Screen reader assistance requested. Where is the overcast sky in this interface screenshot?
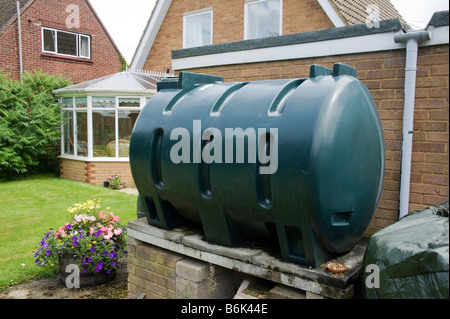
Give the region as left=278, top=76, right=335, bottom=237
left=88, top=0, right=449, bottom=65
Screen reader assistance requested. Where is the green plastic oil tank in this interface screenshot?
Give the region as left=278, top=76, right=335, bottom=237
left=130, top=63, right=385, bottom=267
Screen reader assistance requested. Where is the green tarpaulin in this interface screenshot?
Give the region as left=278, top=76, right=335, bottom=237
left=363, top=201, right=449, bottom=299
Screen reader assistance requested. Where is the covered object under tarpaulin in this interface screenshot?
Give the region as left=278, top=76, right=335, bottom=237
left=363, top=201, right=449, bottom=299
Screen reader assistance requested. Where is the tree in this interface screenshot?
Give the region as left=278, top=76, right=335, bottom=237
left=0, top=70, right=70, bottom=178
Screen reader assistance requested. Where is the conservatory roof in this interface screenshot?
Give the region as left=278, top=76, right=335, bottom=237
left=54, top=70, right=170, bottom=95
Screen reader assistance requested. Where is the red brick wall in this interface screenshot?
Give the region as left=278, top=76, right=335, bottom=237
left=177, top=44, right=449, bottom=234
left=143, top=0, right=334, bottom=73
left=0, top=0, right=122, bottom=83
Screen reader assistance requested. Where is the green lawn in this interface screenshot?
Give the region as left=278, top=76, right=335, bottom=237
left=0, top=174, right=139, bottom=291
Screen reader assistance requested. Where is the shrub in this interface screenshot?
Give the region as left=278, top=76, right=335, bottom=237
left=0, top=70, right=70, bottom=178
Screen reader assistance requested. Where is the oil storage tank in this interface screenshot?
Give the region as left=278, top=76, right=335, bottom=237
left=130, top=63, right=385, bottom=267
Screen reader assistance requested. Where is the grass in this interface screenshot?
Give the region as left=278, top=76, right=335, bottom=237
left=0, top=174, right=139, bottom=291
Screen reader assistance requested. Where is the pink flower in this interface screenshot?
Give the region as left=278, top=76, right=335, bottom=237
left=114, top=228, right=122, bottom=236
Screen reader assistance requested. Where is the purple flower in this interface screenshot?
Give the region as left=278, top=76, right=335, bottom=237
left=95, top=262, right=103, bottom=272
left=110, top=261, right=116, bottom=267
left=106, top=269, right=111, bottom=274
left=45, top=250, right=51, bottom=256
left=66, top=224, right=71, bottom=230
left=108, top=251, right=116, bottom=259
left=72, top=236, right=78, bottom=242
left=103, top=251, right=108, bottom=256
left=73, top=241, right=79, bottom=247
left=90, top=248, right=95, bottom=253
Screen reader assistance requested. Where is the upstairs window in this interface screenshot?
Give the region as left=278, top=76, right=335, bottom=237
left=183, top=9, right=213, bottom=48
left=244, top=0, right=282, bottom=40
left=42, top=27, right=91, bottom=59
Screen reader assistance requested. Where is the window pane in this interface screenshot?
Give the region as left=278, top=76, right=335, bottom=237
left=93, top=110, right=116, bottom=157
left=92, top=97, right=115, bottom=108
left=79, top=35, right=90, bottom=58
left=43, top=29, right=56, bottom=52
left=76, top=97, right=87, bottom=108
left=62, top=97, right=73, bottom=108
left=118, top=98, right=140, bottom=107
left=63, top=111, right=74, bottom=155
left=246, top=0, right=281, bottom=39
left=117, top=110, right=139, bottom=157
left=57, top=31, right=77, bottom=56
left=184, top=11, right=212, bottom=48
left=75, top=112, right=88, bottom=157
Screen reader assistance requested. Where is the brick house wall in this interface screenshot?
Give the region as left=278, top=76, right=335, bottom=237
left=142, top=0, right=334, bottom=73
left=0, top=0, right=122, bottom=83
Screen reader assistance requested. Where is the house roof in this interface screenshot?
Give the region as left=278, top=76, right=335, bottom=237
left=54, top=70, right=170, bottom=95
left=327, top=0, right=409, bottom=27
left=0, top=0, right=33, bottom=35
left=131, top=0, right=409, bottom=70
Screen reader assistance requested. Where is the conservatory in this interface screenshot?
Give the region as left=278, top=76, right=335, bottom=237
left=54, top=70, right=169, bottom=187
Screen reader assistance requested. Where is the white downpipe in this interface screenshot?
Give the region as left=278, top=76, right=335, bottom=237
left=16, top=1, right=23, bottom=82
left=394, top=30, right=431, bottom=219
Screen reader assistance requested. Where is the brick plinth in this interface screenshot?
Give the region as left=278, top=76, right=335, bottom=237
left=59, top=158, right=135, bottom=187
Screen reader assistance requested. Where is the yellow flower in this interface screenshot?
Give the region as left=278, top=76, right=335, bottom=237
left=93, top=241, right=97, bottom=244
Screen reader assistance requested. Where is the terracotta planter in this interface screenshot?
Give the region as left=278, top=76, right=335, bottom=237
left=59, top=254, right=116, bottom=288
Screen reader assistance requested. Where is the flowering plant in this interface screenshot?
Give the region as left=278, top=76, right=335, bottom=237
left=107, top=173, right=127, bottom=190
left=34, top=199, right=127, bottom=275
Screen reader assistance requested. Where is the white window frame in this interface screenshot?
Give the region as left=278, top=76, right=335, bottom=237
left=79, top=34, right=91, bottom=59
left=183, top=9, right=213, bottom=48
left=244, top=0, right=283, bottom=40
left=42, top=26, right=91, bottom=59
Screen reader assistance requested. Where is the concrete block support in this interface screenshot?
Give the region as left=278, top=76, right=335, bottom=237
left=175, top=259, right=236, bottom=299
left=127, top=218, right=367, bottom=299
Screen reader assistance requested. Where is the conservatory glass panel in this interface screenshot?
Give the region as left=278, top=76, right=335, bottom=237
left=76, top=97, right=87, bottom=108
left=118, top=97, right=140, bottom=108
left=75, top=112, right=88, bottom=157
left=92, top=110, right=116, bottom=157
left=63, top=110, right=74, bottom=155
left=116, top=110, right=139, bottom=157
left=62, top=97, right=73, bottom=108
left=92, top=97, right=115, bottom=109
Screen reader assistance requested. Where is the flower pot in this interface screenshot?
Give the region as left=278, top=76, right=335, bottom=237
left=103, top=181, right=110, bottom=188
left=59, top=254, right=116, bottom=288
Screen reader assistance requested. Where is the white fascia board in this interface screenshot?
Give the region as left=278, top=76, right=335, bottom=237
left=172, top=25, right=449, bottom=71
left=173, top=32, right=401, bottom=70
left=317, top=0, right=346, bottom=27
left=131, top=0, right=172, bottom=71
